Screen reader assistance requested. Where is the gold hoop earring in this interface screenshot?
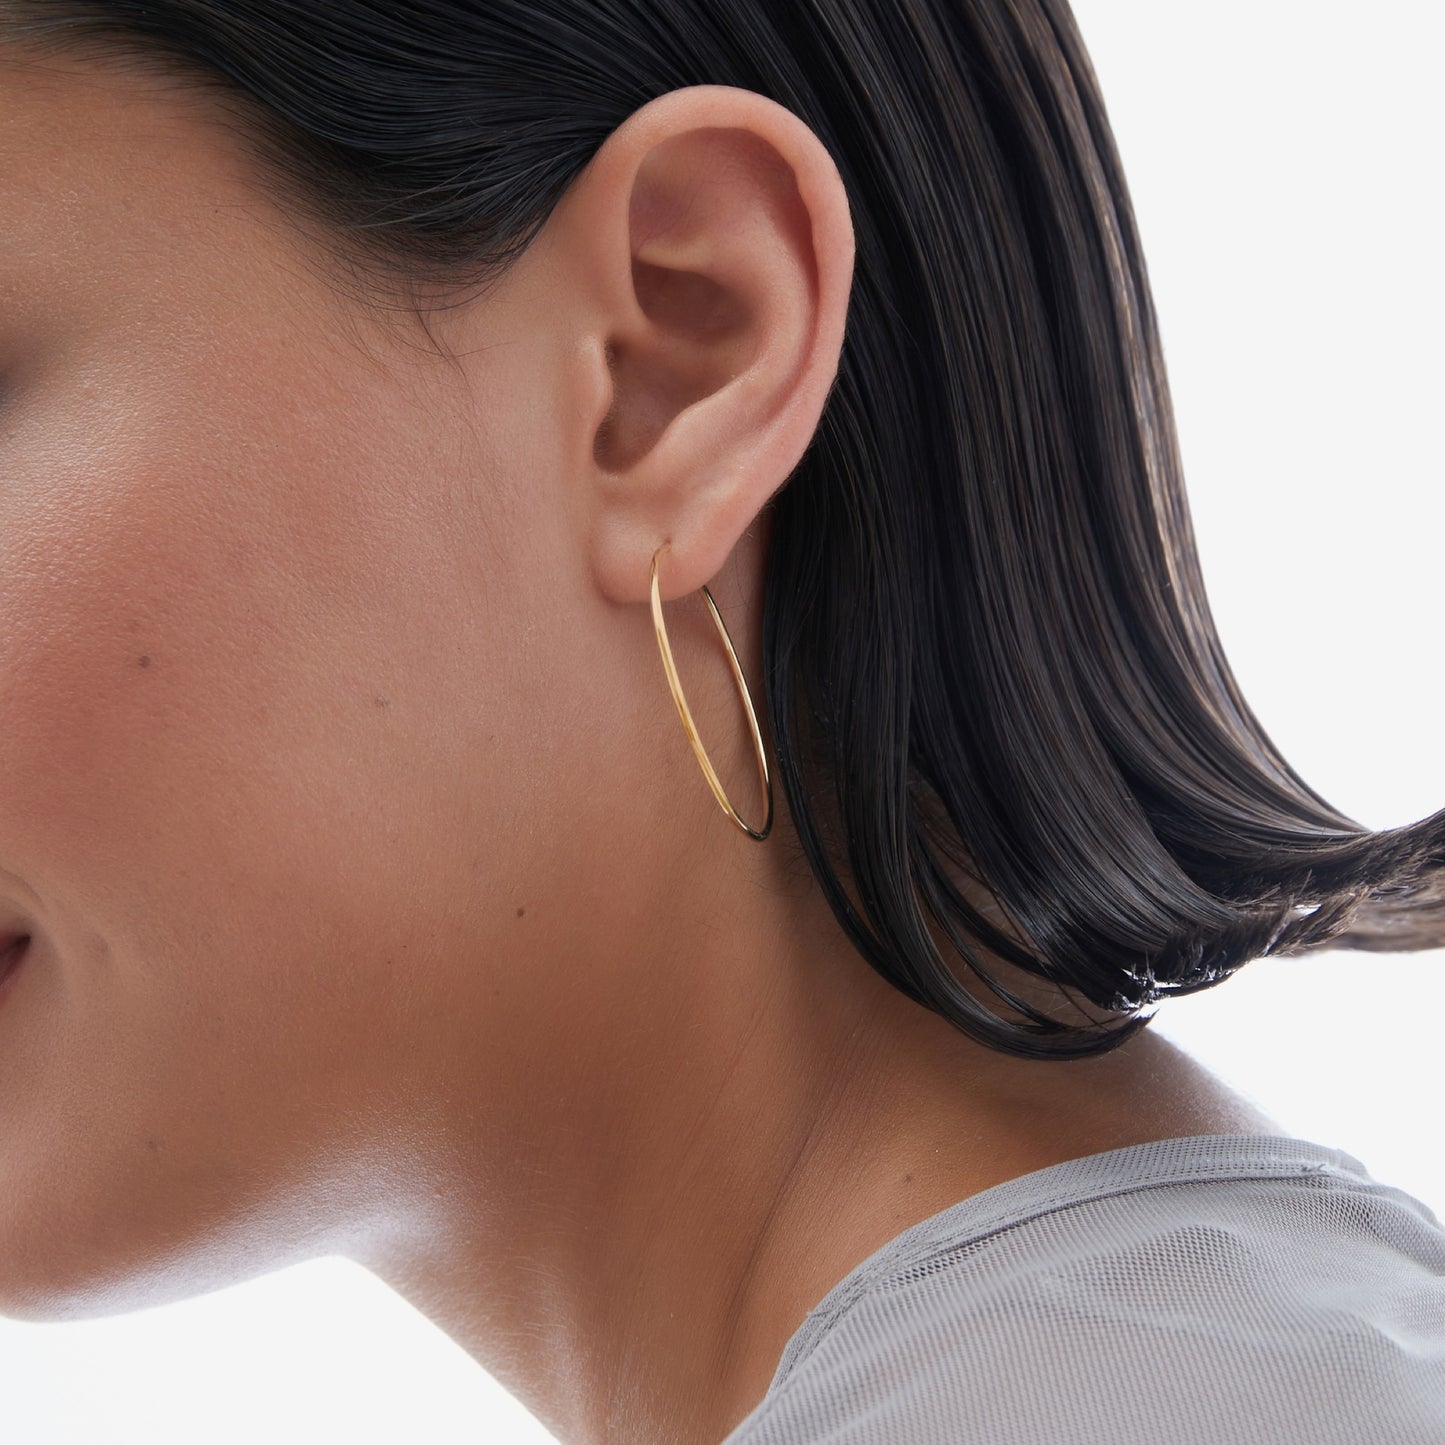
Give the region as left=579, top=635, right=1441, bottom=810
left=650, top=542, right=773, bottom=841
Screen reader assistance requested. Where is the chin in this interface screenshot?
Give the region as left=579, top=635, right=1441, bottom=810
left=0, top=1199, right=288, bottom=1326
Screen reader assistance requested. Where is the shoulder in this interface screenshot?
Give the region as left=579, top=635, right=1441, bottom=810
left=723, top=1150, right=1445, bottom=1444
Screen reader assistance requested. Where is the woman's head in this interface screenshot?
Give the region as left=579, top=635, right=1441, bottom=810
left=0, top=39, right=864, bottom=1316
left=0, top=0, right=1439, bottom=1365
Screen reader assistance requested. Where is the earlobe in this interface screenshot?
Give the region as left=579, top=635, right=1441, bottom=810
left=555, top=85, right=854, bottom=608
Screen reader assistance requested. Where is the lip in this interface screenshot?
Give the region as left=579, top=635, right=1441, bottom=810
left=0, top=933, right=30, bottom=995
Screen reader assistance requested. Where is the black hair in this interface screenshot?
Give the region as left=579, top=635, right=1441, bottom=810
left=4, top=0, right=1440, bottom=1060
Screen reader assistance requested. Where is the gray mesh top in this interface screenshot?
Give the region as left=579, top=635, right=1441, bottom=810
left=720, top=1133, right=1445, bottom=1443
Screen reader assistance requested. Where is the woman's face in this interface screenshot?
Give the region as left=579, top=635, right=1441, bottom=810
left=0, top=48, right=649, bottom=1313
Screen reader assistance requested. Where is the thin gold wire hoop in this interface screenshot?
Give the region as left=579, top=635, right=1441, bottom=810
left=650, top=543, right=773, bottom=841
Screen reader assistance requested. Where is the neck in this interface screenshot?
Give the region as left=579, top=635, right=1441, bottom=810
left=348, top=839, right=1278, bottom=1444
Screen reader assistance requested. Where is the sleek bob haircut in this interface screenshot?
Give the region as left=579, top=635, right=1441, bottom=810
left=5, top=0, right=1440, bottom=1059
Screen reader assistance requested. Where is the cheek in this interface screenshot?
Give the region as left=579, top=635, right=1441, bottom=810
left=0, top=407, right=488, bottom=1315
left=0, top=422, right=368, bottom=938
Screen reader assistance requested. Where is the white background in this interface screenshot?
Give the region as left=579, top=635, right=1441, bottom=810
left=4, top=3, right=1442, bottom=1440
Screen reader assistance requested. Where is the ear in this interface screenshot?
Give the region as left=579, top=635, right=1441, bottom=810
left=544, top=84, right=855, bottom=606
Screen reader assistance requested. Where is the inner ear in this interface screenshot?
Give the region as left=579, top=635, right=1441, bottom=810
left=593, top=257, right=758, bottom=478
left=632, top=259, right=749, bottom=340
